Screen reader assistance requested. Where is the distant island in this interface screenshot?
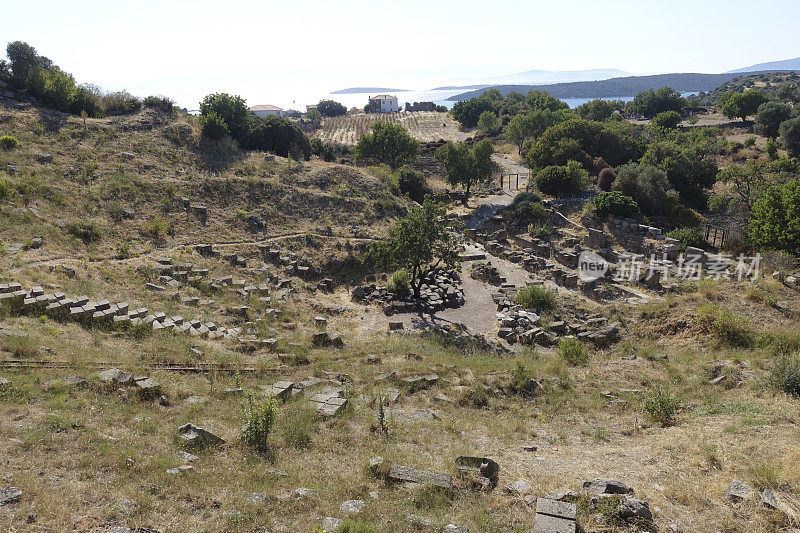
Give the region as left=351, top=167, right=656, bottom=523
left=331, top=87, right=409, bottom=94
left=446, top=71, right=800, bottom=101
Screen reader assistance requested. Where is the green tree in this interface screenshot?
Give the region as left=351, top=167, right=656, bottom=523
left=719, top=158, right=800, bottom=210
left=754, top=101, right=793, bottom=139
left=354, top=122, right=419, bottom=170
left=779, top=117, right=800, bottom=157
left=534, top=160, right=589, bottom=197
left=575, top=99, right=615, bottom=121
left=368, top=198, right=460, bottom=299
left=612, top=163, right=672, bottom=215
left=477, top=111, right=499, bottom=134
left=396, top=165, right=428, bottom=202
left=628, top=87, right=686, bottom=118
left=243, top=115, right=311, bottom=159
left=199, top=93, right=250, bottom=141
left=526, top=90, right=569, bottom=112
left=748, top=178, right=800, bottom=253
left=719, top=90, right=768, bottom=121
left=199, top=111, right=229, bottom=139
left=525, top=118, right=642, bottom=169
left=317, top=99, right=347, bottom=117
left=652, top=110, right=682, bottom=129
left=435, top=139, right=496, bottom=201
left=450, top=94, right=497, bottom=128
left=305, top=108, right=322, bottom=127
left=502, top=109, right=571, bottom=154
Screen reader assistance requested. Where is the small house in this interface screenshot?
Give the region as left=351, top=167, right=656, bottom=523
left=250, top=104, right=286, bottom=118
left=368, top=94, right=399, bottom=113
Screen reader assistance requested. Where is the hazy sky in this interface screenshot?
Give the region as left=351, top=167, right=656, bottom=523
left=3, top=0, right=799, bottom=108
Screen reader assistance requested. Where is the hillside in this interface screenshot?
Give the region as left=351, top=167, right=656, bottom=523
left=447, top=72, right=788, bottom=101
left=728, top=57, right=800, bottom=73
left=2, top=86, right=800, bottom=533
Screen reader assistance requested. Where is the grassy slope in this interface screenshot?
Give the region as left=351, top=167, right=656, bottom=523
left=0, top=103, right=799, bottom=532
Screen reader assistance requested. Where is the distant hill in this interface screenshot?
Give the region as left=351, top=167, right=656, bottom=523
left=434, top=68, right=629, bottom=91
left=447, top=73, right=758, bottom=101
left=331, top=87, right=408, bottom=94
left=728, top=57, right=800, bottom=73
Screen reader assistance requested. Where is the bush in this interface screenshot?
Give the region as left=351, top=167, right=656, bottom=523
left=535, top=160, right=589, bottom=197
left=241, top=393, right=278, bottom=454
left=652, top=110, right=681, bottom=129
left=0, top=135, right=19, bottom=150
left=556, top=337, right=589, bottom=366
left=589, top=191, right=640, bottom=219
left=515, top=284, right=556, bottom=311
left=477, top=110, right=500, bottom=134
left=779, top=117, right=800, bottom=158
left=199, top=111, right=229, bottom=140
left=101, top=90, right=142, bottom=115
left=0, top=177, right=11, bottom=200
left=748, top=178, right=800, bottom=254
left=666, top=227, right=706, bottom=250
left=387, top=268, right=409, bottom=293
left=696, top=304, right=754, bottom=347
left=503, top=192, right=546, bottom=225
left=597, top=167, right=616, bottom=191
left=244, top=115, right=311, bottom=159
left=200, top=93, right=250, bottom=141
left=142, top=95, right=175, bottom=114
left=611, top=163, right=671, bottom=216
left=765, top=138, right=779, bottom=160
left=643, top=387, right=680, bottom=426
left=769, top=355, right=800, bottom=398
left=755, top=102, right=793, bottom=139
left=397, top=165, right=428, bottom=202
left=317, top=99, right=347, bottom=117
left=67, top=219, right=103, bottom=244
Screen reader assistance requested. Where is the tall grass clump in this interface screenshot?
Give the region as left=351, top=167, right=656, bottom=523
left=387, top=268, right=409, bottom=294
left=556, top=337, right=589, bottom=366
left=516, top=284, right=557, bottom=312
left=695, top=304, right=754, bottom=347
left=241, top=394, right=278, bottom=454
left=643, top=387, right=681, bottom=426
left=769, top=355, right=800, bottom=398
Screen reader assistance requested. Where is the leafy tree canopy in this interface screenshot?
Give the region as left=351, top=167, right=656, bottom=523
left=317, top=99, right=347, bottom=117
left=435, top=139, right=496, bottom=200
left=718, top=89, right=768, bottom=121
left=354, top=122, right=419, bottom=170
left=628, top=87, right=686, bottom=118
left=367, top=198, right=460, bottom=298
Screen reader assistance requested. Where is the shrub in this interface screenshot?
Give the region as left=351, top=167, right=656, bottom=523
left=754, top=101, right=793, bottom=139
left=477, top=110, right=500, bottom=134
left=643, top=387, right=680, bottom=426
left=396, top=165, right=428, bottom=202
left=515, top=284, right=556, bottom=311
left=748, top=178, right=800, bottom=254
left=387, top=268, right=409, bottom=294
left=696, top=304, right=754, bottom=347
left=101, top=90, right=142, bottom=115
left=0, top=135, right=19, bottom=150
left=0, top=177, right=11, bottom=200
left=611, top=163, right=671, bottom=216
left=597, top=167, right=616, bottom=191
left=535, top=160, right=589, bottom=197
left=503, top=193, right=546, bottom=225
left=556, top=337, right=589, bottom=366
left=666, top=227, right=706, bottom=250
left=200, top=93, right=250, bottom=141
left=199, top=111, right=229, bottom=139
left=317, top=99, right=347, bottom=117
left=589, top=191, right=640, bottom=219
left=67, top=219, right=103, bottom=244
left=142, top=95, right=176, bottom=114
left=743, top=136, right=756, bottom=148
left=652, top=110, right=681, bottom=129
left=779, top=117, right=800, bottom=158
left=765, top=138, right=779, bottom=159
left=241, top=393, right=278, bottom=454
left=244, top=115, right=311, bottom=159
left=769, top=355, right=800, bottom=397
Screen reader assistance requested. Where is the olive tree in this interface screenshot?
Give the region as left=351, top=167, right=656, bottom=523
left=368, top=198, right=460, bottom=300
left=354, top=122, right=419, bottom=170
left=435, top=139, right=497, bottom=202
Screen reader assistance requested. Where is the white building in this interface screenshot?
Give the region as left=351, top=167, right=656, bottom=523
left=250, top=104, right=286, bottom=118
left=368, top=94, right=399, bottom=113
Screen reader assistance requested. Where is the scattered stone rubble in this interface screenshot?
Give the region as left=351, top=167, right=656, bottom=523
left=351, top=269, right=464, bottom=314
